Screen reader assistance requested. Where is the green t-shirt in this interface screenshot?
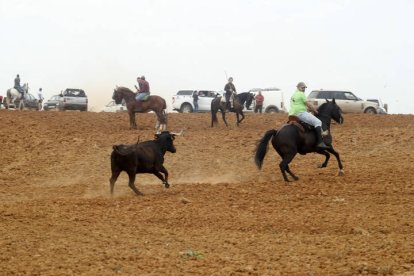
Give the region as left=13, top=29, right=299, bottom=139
left=288, top=90, right=307, bottom=116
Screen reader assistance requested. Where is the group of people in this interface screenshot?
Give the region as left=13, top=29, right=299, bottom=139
left=197, top=77, right=328, bottom=149
left=15, top=72, right=327, bottom=148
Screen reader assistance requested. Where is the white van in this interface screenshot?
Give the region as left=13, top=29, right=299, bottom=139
left=248, top=87, right=286, bottom=113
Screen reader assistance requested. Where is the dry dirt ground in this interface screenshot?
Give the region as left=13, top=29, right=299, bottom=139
left=0, top=110, right=413, bottom=275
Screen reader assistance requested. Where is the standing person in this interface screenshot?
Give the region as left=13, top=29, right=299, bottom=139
left=14, top=74, right=24, bottom=97
left=38, top=88, right=44, bottom=111
left=224, top=77, right=236, bottom=111
left=289, top=82, right=329, bottom=149
left=254, top=91, right=264, bottom=113
left=135, top=75, right=150, bottom=101
left=192, top=91, right=199, bottom=112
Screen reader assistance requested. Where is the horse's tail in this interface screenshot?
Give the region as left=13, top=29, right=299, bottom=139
left=255, top=129, right=277, bottom=170
left=6, top=89, right=11, bottom=98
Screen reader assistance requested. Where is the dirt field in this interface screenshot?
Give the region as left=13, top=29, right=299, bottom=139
left=0, top=110, right=413, bottom=275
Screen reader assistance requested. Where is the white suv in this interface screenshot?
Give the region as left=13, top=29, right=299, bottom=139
left=249, top=87, right=286, bottom=113
left=172, top=90, right=219, bottom=113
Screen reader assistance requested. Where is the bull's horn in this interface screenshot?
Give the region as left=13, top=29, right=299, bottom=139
left=170, top=130, right=184, bottom=136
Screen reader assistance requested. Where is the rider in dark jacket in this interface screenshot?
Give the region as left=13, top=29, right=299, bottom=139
left=14, top=74, right=24, bottom=96
left=224, top=77, right=236, bottom=110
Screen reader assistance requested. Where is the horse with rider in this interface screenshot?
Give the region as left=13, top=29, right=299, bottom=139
left=255, top=82, right=345, bottom=182
left=5, top=74, right=29, bottom=109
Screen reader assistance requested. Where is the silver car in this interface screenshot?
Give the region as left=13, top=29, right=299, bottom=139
left=308, top=90, right=382, bottom=114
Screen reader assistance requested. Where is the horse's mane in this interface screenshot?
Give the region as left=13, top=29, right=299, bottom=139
left=317, top=102, right=332, bottom=114
left=116, top=86, right=135, bottom=94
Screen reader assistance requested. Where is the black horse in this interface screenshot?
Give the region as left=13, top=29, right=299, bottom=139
left=255, top=99, right=344, bottom=182
left=211, top=92, right=254, bottom=127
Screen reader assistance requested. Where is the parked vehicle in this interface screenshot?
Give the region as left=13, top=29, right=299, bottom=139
left=366, top=98, right=388, bottom=114
left=307, top=90, right=381, bottom=114
left=249, top=87, right=286, bottom=113
left=101, top=100, right=127, bottom=112
left=58, top=88, right=88, bottom=111
left=172, top=90, right=219, bottom=113
left=0, top=95, right=4, bottom=109
left=43, top=95, right=60, bottom=111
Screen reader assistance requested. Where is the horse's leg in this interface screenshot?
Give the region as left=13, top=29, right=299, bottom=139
left=109, top=167, right=122, bottom=195
left=155, top=119, right=160, bottom=133
left=286, top=165, right=299, bottom=181
left=279, top=152, right=297, bottom=182
left=237, top=110, right=245, bottom=126
left=326, top=147, right=344, bottom=176
left=220, top=108, right=228, bottom=126
left=316, top=150, right=330, bottom=168
left=236, top=112, right=240, bottom=126
left=126, top=170, right=143, bottom=196
left=129, top=111, right=137, bottom=129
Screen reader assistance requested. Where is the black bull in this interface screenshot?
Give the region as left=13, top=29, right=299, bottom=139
left=109, top=131, right=180, bottom=195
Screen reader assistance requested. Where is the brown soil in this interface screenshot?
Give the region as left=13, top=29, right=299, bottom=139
left=1, top=110, right=413, bottom=275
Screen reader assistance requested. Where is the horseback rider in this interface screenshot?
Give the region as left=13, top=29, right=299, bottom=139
left=289, top=82, right=329, bottom=149
left=135, top=75, right=150, bottom=101
left=224, top=77, right=236, bottom=111
left=14, top=74, right=24, bottom=97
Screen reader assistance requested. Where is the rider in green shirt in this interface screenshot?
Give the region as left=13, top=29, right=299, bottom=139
left=289, top=82, right=329, bottom=149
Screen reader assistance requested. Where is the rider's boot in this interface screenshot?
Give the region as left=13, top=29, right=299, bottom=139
left=315, top=126, right=329, bottom=149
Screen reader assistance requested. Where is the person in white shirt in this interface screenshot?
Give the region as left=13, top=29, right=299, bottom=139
left=38, top=88, right=44, bottom=111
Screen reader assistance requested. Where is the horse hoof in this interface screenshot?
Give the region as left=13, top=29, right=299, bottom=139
left=293, top=176, right=299, bottom=181
left=164, top=183, right=170, bottom=188
left=337, top=170, right=344, bottom=176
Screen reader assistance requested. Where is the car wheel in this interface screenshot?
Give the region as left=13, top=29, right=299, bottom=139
left=180, top=103, right=193, bottom=113
left=266, top=107, right=279, bottom=113
left=364, top=107, right=377, bottom=114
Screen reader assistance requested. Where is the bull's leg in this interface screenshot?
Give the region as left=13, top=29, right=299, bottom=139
left=127, top=170, right=143, bottom=195
left=159, top=166, right=169, bottom=188
left=153, top=172, right=169, bottom=188
left=109, top=167, right=122, bottom=195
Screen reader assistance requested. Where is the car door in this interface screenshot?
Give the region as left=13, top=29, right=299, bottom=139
left=197, top=91, right=214, bottom=111
left=329, top=91, right=352, bottom=113
left=342, top=92, right=362, bottom=113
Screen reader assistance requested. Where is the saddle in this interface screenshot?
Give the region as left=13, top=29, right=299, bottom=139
left=287, top=115, right=328, bottom=136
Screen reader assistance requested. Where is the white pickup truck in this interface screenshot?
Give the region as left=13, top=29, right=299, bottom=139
left=58, top=88, right=88, bottom=112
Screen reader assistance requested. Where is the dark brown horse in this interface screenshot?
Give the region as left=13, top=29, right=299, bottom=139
left=112, top=87, right=167, bottom=131
left=211, top=92, right=254, bottom=127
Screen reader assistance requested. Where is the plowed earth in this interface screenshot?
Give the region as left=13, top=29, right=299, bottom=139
left=0, top=110, right=413, bottom=275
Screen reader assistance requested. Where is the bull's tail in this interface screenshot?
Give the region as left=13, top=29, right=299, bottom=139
left=254, top=129, right=277, bottom=170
